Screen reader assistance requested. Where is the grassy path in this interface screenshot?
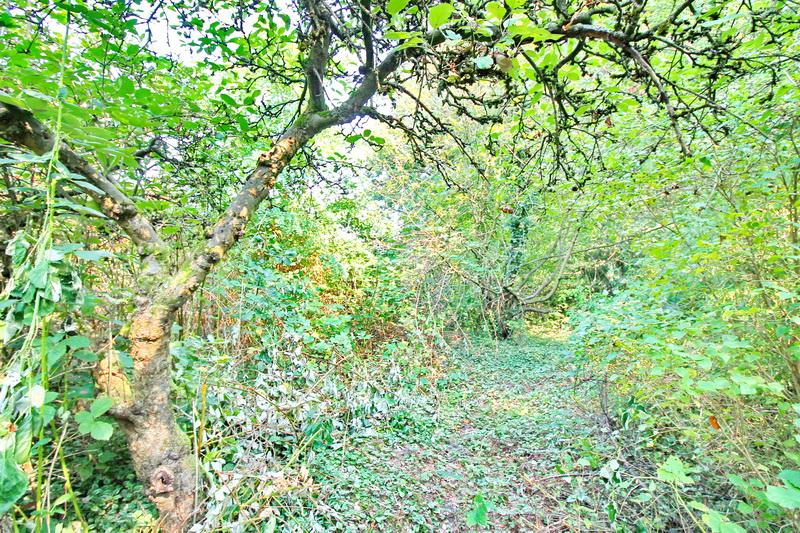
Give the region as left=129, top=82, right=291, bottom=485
left=315, top=336, right=612, bottom=531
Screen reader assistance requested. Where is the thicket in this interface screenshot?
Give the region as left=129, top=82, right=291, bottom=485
left=0, top=0, right=798, bottom=531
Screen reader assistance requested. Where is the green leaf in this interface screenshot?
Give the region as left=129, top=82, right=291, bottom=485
left=52, top=493, right=72, bottom=508
left=13, top=418, right=32, bottom=464
left=465, top=493, right=488, bottom=526
left=0, top=91, right=28, bottom=109
left=657, top=456, right=694, bottom=485
left=43, top=248, right=66, bottom=262
left=701, top=510, right=747, bottom=533
left=0, top=11, right=15, bottom=28
left=90, top=421, right=114, bottom=441
left=394, top=37, right=424, bottom=51
left=429, top=3, right=454, bottom=28
left=74, top=411, right=94, bottom=425
left=219, top=93, right=237, bottom=107
left=387, top=0, right=410, bottom=15
left=485, top=1, right=506, bottom=20
left=73, top=350, right=99, bottom=363
left=473, top=56, right=493, bottom=69
left=28, top=262, right=49, bottom=289
left=780, top=470, right=800, bottom=490
left=117, top=77, right=135, bottom=96
left=52, top=243, right=83, bottom=253
left=46, top=341, right=68, bottom=369
left=0, top=442, right=27, bottom=515
left=616, top=97, right=639, bottom=112
left=384, top=30, right=415, bottom=40
left=767, top=484, right=800, bottom=509
left=74, top=250, right=113, bottom=261
left=90, top=396, right=113, bottom=418
left=55, top=199, right=107, bottom=218
left=730, top=372, right=764, bottom=395
left=561, top=65, right=581, bottom=81
left=64, top=336, right=91, bottom=349
left=507, top=22, right=558, bottom=41
left=161, top=226, right=180, bottom=236
left=0, top=151, right=53, bottom=164
left=68, top=178, right=104, bottom=195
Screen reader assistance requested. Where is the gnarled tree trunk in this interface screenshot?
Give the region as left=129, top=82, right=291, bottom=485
left=121, top=307, right=195, bottom=530
left=107, top=133, right=305, bottom=530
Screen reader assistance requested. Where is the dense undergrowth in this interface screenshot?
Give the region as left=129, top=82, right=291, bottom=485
left=67, top=199, right=445, bottom=531
left=1, top=0, right=799, bottom=531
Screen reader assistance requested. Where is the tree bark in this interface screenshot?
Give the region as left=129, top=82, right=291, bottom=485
left=121, top=306, right=195, bottom=531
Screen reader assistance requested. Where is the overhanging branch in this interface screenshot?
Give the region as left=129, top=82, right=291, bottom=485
left=0, top=103, right=169, bottom=279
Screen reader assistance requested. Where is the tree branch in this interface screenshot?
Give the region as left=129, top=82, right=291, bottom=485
left=359, top=0, right=375, bottom=71
left=0, top=103, right=169, bottom=279
left=151, top=29, right=448, bottom=313
left=303, top=0, right=333, bottom=111
left=550, top=23, right=692, bottom=156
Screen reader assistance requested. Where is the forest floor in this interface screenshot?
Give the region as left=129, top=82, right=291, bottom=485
left=314, top=334, right=614, bottom=531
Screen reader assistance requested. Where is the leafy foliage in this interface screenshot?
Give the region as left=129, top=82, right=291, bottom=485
left=0, top=0, right=798, bottom=530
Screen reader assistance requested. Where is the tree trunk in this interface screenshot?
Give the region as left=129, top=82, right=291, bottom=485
left=101, top=132, right=309, bottom=529
left=119, top=305, right=196, bottom=531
